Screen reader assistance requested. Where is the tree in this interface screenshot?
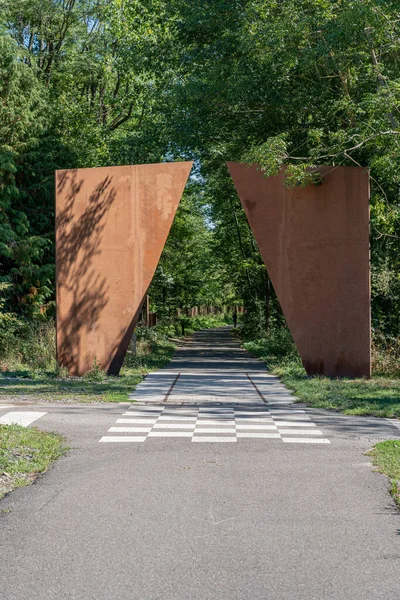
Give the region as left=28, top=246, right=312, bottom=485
left=165, top=0, right=400, bottom=335
left=0, top=28, right=53, bottom=316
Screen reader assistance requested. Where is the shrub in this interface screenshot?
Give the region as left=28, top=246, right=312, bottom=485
left=372, top=330, right=400, bottom=377
left=0, top=318, right=56, bottom=372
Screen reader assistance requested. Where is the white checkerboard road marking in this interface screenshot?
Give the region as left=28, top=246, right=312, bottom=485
left=99, top=405, right=330, bottom=444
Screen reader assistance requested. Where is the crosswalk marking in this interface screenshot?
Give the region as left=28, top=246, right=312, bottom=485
left=157, top=415, right=197, bottom=421
left=237, top=432, right=281, bottom=438
left=273, top=421, right=317, bottom=427
left=100, top=404, right=331, bottom=444
left=235, top=424, right=277, bottom=430
left=100, top=436, right=146, bottom=443
left=279, top=429, right=324, bottom=435
left=116, top=418, right=156, bottom=424
left=282, top=437, right=331, bottom=444
left=148, top=431, right=193, bottom=437
left=109, top=426, right=153, bottom=432
left=0, top=411, right=47, bottom=427
left=153, top=423, right=195, bottom=429
left=192, top=436, right=237, bottom=443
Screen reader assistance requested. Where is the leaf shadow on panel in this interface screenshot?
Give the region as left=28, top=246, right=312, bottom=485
left=56, top=170, right=117, bottom=374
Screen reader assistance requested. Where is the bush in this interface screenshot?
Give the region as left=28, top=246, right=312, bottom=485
left=244, top=325, right=400, bottom=379
left=0, top=319, right=56, bottom=372
left=372, top=330, right=400, bottom=377
left=244, top=326, right=299, bottom=360
left=240, top=300, right=267, bottom=339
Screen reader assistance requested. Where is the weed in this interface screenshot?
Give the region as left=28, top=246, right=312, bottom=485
left=83, top=358, right=107, bottom=382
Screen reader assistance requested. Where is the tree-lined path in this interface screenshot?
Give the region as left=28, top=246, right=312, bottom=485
left=0, top=328, right=399, bottom=599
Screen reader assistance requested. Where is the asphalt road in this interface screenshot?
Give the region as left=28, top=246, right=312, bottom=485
left=0, top=328, right=399, bottom=600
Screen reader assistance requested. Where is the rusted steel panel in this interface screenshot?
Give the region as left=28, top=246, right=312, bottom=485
left=227, top=163, right=371, bottom=378
left=56, top=162, right=192, bottom=375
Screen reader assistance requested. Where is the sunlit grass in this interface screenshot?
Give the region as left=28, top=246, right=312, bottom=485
left=368, top=440, right=400, bottom=507
left=0, top=424, right=67, bottom=498
left=0, top=338, right=176, bottom=403
left=244, top=336, right=400, bottom=418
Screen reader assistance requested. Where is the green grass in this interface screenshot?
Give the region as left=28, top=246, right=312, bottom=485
left=367, top=440, right=400, bottom=507
left=0, top=315, right=233, bottom=404
left=0, top=337, right=176, bottom=403
left=0, top=424, right=68, bottom=498
left=0, top=316, right=230, bottom=403
left=243, top=334, right=400, bottom=419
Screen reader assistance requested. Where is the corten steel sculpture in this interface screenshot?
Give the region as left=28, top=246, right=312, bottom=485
left=56, top=162, right=193, bottom=375
left=227, top=163, right=371, bottom=378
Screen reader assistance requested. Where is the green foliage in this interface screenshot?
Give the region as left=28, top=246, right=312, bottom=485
left=243, top=326, right=400, bottom=418
left=368, top=440, right=400, bottom=507
left=371, top=330, right=400, bottom=378
left=244, top=328, right=301, bottom=366
left=0, top=29, right=53, bottom=317
left=166, top=0, right=400, bottom=337
left=0, top=319, right=56, bottom=372
left=0, top=320, right=175, bottom=402
left=0, top=423, right=67, bottom=498
left=0, top=0, right=399, bottom=362
left=149, top=182, right=233, bottom=315
left=83, top=358, right=108, bottom=382
left=0, top=0, right=182, bottom=318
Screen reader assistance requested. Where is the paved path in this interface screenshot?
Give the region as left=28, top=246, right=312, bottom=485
left=0, top=327, right=399, bottom=599
left=101, top=328, right=330, bottom=444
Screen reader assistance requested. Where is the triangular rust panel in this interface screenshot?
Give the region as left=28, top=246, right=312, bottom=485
left=56, top=162, right=193, bottom=375
left=227, top=163, right=371, bottom=377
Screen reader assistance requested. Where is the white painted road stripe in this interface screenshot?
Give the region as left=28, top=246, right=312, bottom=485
left=116, top=418, right=158, bottom=424
left=278, top=429, right=324, bottom=435
left=274, top=421, right=316, bottom=427
left=131, top=404, right=164, bottom=412
left=235, top=424, right=277, bottom=430
left=282, top=438, right=331, bottom=444
left=197, top=415, right=235, bottom=419
left=237, top=433, right=281, bottom=438
left=192, top=428, right=236, bottom=433
left=234, top=411, right=271, bottom=416
left=157, top=416, right=197, bottom=421
left=0, top=412, right=47, bottom=427
left=100, top=436, right=147, bottom=442
left=148, top=431, right=193, bottom=437
left=153, top=423, right=196, bottom=429
left=192, top=437, right=237, bottom=443
left=162, top=409, right=199, bottom=414
left=269, top=410, right=306, bottom=414
left=108, top=427, right=152, bottom=433
left=123, top=411, right=163, bottom=417
left=273, top=416, right=312, bottom=421
left=195, top=420, right=235, bottom=426
left=235, top=418, right=274, bottom=423
left=198, top=408, right=233, bottom=411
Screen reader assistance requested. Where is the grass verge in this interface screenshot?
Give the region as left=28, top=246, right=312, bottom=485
left=0, top=336, right=175, bottom=403
left=367, top=440, right=400, bottom=507
left=243, top=330, right=400, bottom=419
left=0, top=424, right=67, bottom=499
left=0, top=316, right=229, bottom=403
